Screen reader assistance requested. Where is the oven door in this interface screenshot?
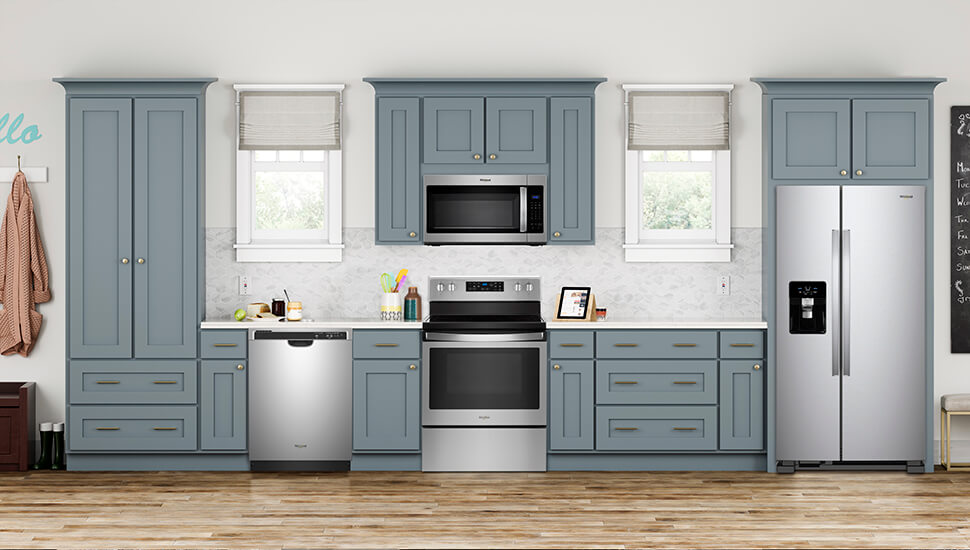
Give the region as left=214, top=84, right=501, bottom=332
left=423, top=174, right=544, bottom=244
left=422, top=336, right=547, bottom=427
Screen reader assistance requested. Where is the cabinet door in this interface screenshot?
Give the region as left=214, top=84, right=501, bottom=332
left=0, top=408, right=20, bottom=467
left=423, top=97, right=484, bottom=164
left=376, top=98, right=422, bottom=244
left=852, top=99, right=929, bottom=180
left=549, top=97, right=593, bottom=243
left=485, top=98, right=547, bottom=164
left=200, top=360, right=247, bottom=451
left=353, top=360, right=420, bottom=451
left=771, top=99, right=851, bottom=180
left=548, top=360, right=593, bottom=450
left=718, top=360, right=765, bottom=450
left=68, top=98, right=134, bottom=358
left=133, top=99, right=198, bottom=358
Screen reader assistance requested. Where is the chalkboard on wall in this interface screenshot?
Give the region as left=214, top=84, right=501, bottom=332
left=951, top=106, right=970, bottom=352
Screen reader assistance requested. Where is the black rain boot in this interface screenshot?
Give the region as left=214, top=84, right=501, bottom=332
left=50, top=423, right=65, bottom=470
left=31, top=422, right=52, bottom=470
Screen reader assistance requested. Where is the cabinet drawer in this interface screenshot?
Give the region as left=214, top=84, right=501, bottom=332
left=69, top=360, right=197, bottom=405
left=549, top=331, right=594, bottom=358
left=596, top=331, right=716, bottom=359
left=595, top=360, right=716, bottom=405
left=595, top=405, right=716, bottom=451
left=69, top=405, right=198, bottom=451
left=719, top=331, right=764, bottom=358
left=200, top=330, right=248, bottom=358
left=353, top=330, right=420, bottom=359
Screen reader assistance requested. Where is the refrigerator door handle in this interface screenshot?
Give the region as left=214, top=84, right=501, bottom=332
left=842, top=229, right=851, bottom=377
left=832, top=229, right=841, bottom=376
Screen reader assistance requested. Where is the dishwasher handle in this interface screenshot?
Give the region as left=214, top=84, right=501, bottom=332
left=288, top=340, right=314, bottom=347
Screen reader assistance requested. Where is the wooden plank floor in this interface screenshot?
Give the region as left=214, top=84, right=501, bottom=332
left=0, top=470, right=969, bottom=549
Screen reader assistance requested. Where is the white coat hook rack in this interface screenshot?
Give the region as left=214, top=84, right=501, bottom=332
left=1, top=154, right=47, bottom=182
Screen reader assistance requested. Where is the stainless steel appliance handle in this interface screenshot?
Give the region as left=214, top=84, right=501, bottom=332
left=520, top=187, right=527, bottom=233
left=424, top=332, right=546, bottom=343
left=842, top=229, right=850, bottom=377
left=832, top=229, right=840, bottom=377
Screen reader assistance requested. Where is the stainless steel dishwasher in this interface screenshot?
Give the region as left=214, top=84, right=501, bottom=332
left=248, top=329, right=352, bottom=471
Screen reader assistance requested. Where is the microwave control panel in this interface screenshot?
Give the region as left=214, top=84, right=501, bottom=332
left=527, top=186, right=544, bottom=233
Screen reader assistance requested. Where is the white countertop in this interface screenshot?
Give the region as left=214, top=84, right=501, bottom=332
left=201, top=318, right=766, bottom=330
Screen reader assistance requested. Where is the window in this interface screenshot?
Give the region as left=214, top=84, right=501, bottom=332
left=622, top=84, right=733, bottom=262
left=233, top=85, right=344, bottom=262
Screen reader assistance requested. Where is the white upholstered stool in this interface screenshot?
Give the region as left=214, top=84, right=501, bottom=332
left=941, top=394, right=970, bottom=471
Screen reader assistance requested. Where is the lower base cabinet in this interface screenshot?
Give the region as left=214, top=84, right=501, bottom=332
left=596, top=405, right=718, bottom=451
left=549, top=360, right=594, bottom=450
left=200, top=360, right=247, bottom=451
left=69, top=405, right=199, bottom=451
left=352, top=360, right=420, bottom=451
left=718, top=360, right=765, bottom=450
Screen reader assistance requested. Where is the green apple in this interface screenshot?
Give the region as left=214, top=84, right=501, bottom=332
left=234, top=308, right=246, bottom=321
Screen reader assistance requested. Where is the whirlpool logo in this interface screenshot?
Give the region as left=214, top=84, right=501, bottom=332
left=478, top=415, right=491, bottom=421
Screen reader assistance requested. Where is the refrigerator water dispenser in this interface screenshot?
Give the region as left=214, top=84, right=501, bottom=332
left=789, top=281, right=826, bottom=334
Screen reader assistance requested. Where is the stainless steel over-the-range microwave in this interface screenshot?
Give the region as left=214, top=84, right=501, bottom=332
left=423, top=174, right=546, bottom=245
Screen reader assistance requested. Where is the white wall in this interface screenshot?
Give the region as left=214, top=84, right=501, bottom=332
left=1, top=0, right=969, bottom=445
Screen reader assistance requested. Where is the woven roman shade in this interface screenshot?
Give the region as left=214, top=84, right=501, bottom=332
left=628, top=91, right=730, bottom=150
left=239, top=91, right=340, bottom=150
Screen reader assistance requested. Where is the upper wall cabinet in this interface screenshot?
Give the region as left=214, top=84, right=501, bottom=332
left=765, top=82, right=935, bottom=181
left=365, top=78, right=605, bottom=245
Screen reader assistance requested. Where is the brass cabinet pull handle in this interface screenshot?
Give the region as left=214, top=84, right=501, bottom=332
left=153, top=427, right=178, bottom=431
left=614, top=427, right=638, bottom=431
left=473, top=153, right=481, bottom=160
left=840, top=169, right=848, bottom=176
left=237, top=364, right=245, bottom=371
left=673, top=381, right=697, bottom=385
left=120, top=258, right=129, bottom=264
left=730, top=343, right=755, bottom=348
left=855, top=169, right=863, bottom=176
left=153, top=381, right=178, bottom=385
left=553, top=364, right=561, bottom=370
left=613, top=381, right=638, bottom=385
left=409, top=364, right=416, bottom=370
left=96, top=427, right=120, bottom=431
left=96, top=380, right=120, bottom=385
left=614, top=343, right=638, bottom=347
left=374, top=343, right=399, bottom=347
left=673, top=343, right=697, bottom=347
left=553, top=231, right=561, bottom=238
left=560, top=343, right=584, bottom=347
left=489, top=154, right=497, bottom=160
left=754, top=364, right=761, bottom=370
left=137, top=258, right=145, bottom=264
left=213, top=343, right=238, bottom=348
left=409, top=231, right=417, bottom=238
left=673, top=427, right=697, bottom=431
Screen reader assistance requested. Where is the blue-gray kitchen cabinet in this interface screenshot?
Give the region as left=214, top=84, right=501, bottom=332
left=719, top=360, right=765, bottom=451
left=423, top=97, right=484, bottom=164
left=200, top=360, right=248, bottom=451
left=376, top=97, right=421, bottom=244
left=852, top=99, right=929, bottom=180
left=485, top=97, right=547, bottom=164
left=68, top=98, right=134, bottom=358
left=549, top=360, right=594, bottom=450
left=549, top=97, right=593, bottom=243
left=771, top=99, right=851, bottom=180
left=352, top=360, right=420, bottom=451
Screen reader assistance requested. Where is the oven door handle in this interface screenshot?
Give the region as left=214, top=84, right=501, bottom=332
left=520, top=186, right=527, bottom=233
left=424, top=331, right=546, bottom=343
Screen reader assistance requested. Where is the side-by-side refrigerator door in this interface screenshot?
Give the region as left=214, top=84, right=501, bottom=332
left=841, top=186, right=925, bottom=462
left=776, top=185, right=841, bottom=462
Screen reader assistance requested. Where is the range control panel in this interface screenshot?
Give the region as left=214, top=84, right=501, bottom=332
left=429, top=276, right=540, bottom=302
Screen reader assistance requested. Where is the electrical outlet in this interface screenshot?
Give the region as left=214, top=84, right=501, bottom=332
left=239, top=275, right=251, bottom=296
left=718, top=276, right=730, bottom=296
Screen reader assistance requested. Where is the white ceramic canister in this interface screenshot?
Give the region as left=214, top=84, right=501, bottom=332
left=380, top=293, right=402, bottom=321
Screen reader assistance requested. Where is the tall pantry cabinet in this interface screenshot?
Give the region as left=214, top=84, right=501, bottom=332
left=56, top=79, right=247, bottom=471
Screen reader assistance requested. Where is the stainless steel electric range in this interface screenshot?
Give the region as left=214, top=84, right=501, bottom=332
left=421, top=276, right=547, bottom=472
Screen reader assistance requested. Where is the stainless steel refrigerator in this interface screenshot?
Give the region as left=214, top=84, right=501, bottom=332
left=776, top=185, right=925, bottom=467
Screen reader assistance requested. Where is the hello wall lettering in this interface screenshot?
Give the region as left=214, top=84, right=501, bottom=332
left=0, top=113, right=42, bottom=144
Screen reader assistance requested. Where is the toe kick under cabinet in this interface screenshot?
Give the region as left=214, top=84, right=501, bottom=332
left=57, top=78, right=249, bottom=471
left=547, top=329, right=766, bottom=471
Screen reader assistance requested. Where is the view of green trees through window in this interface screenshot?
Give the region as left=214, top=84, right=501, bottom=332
left=254, top=171, right=326, bottom=231
left=641, top=171, right=712, bottom=230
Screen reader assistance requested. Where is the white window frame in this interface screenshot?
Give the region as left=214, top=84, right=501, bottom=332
left=622, top=84, right=734, bottom=263
left=233, top=84, right=344, bottom=262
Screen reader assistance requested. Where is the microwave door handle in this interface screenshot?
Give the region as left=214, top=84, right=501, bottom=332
left=520, top=187, right=527, bottom=232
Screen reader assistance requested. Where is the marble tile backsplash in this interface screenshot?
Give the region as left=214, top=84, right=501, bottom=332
left=205, top=228, right=762, bottom=321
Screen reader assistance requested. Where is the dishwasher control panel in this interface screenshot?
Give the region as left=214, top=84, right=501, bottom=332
left=253, top=330, right=348, bottom=340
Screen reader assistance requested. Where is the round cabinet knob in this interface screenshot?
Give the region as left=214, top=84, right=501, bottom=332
left=236, top=364, right=245, bottom=371
left=489, top=154, right=497, bottom=160
left=840, top=170, right=847, bottom=176
left=137, top=258, right=145, bottom=264
left=473, top=154, right=481, bottom=160
left=753, top=364, right=761, bottom=370
left=409, top=364, right=416, bottom=370
left=855, top=170, right=863, bottom=176
left=553, top=364, right=561, bottom=370
left=121, top=258, right=129, bottom=264
left=409, top=231, right=416, bottom=238
left=554, top=231, right=561, bottom=238
left=525, top=283, right=534, bottom=292
left=436, top=283, right=445, bottom=292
